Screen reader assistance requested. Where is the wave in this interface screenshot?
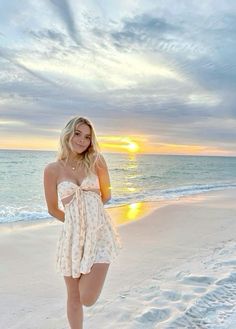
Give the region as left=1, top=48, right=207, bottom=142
left=1, top=182, right=236, bottom=223
left=109, top=182, right=236, bottom=206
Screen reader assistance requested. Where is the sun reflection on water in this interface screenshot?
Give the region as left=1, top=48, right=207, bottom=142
left=107, top=201, right=158, bottom=225
left=127, top=202, right=142, bottom=220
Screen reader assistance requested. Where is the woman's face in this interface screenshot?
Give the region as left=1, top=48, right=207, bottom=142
left=70, top=123, right=91, bottom=154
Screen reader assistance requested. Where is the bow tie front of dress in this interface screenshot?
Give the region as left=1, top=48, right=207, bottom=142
left=56, top=173, right=121, bottom=278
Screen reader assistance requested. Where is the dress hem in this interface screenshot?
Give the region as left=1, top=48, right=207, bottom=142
left=56, top=260, right=113, bottom=279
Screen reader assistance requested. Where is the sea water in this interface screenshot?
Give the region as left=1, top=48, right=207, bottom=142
left=0, top=149, right=236, bottom=223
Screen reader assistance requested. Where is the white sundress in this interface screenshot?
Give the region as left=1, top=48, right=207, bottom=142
left=56, top=172, right=121, bottom=278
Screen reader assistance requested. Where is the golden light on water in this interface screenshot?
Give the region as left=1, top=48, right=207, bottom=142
left=107, top=202, right=158, bottom=225
left=127, top=203, right=142, bottom=220
left=127, top=187, right=136, bottom=192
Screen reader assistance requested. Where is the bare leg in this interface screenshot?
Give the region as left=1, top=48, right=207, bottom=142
left=64, top=276, right=83, bottom=329
left=79, top=263, right=110, bottom=307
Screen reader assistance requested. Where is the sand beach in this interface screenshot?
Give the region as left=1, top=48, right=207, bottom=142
left=1, top=188, right=236, bottom=328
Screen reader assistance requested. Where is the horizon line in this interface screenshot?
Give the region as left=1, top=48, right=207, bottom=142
left=0, top=148, right=236, bottom=158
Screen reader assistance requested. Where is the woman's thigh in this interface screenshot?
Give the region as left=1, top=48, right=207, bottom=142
left=64, top=276, right=80, bottom=298
left=79, top=263, right=110, bottom=306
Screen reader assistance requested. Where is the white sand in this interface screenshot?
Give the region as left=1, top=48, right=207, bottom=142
left=1, top=189, right=236, bottom=329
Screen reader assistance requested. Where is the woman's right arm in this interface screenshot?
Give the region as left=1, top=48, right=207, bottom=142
left=43, top=163, right=65, bottom=222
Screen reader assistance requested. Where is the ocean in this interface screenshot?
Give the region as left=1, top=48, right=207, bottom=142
left=0, top=149, right=236, bottom=224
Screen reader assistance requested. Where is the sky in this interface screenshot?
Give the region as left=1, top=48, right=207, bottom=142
left=0, top=0, right=236, bottom=155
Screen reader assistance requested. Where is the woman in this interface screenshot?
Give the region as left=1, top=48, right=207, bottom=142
left=44, top=116, right=121, bottom=329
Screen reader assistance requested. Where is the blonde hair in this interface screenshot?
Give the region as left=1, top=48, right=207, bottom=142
left=57, top=116, right=101, bottom=175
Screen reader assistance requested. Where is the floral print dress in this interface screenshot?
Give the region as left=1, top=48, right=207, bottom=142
left=56, top=172, right=121, bottom=278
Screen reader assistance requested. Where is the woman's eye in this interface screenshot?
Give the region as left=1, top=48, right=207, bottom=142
left=74, top=132, right=90, bottom=139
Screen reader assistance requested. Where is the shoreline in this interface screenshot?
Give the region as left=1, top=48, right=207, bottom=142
left=1, top=187, right=236, bottom=233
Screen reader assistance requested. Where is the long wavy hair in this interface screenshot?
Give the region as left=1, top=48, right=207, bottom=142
left=57, top=116, right=101, bottom=175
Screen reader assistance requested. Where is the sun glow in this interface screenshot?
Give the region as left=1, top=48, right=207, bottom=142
left=127, top=142, right=139, bottom=153
left=1, top=131, right=235, bottom=156
left=99, top=136, right=141, bottom=153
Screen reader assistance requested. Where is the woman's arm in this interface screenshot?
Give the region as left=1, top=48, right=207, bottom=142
left=43, top=163, right=65, bottom=222
left=95, top=154, right=111, bottom=204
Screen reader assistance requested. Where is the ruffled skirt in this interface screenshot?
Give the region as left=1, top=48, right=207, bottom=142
left=56, top=192, right=121, bottom=278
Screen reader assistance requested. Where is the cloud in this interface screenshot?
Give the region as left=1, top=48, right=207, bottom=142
left=49, top=0, right=81, bottom=46
left=0, top=48, right=58, bottom=86
left=0, top=1, right=236, bottom=154
left=28, top=29, right=67, bottom=46
left=111, top=14, right=182, bottom=48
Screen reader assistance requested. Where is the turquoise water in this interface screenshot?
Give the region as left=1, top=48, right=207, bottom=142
left=0, top=149, right=236, bottom=223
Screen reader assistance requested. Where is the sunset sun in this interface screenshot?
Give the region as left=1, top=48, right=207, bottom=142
left=127, top=142, right=139, bottom=153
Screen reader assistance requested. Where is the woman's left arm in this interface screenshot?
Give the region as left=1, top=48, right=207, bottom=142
left=95, top=154, right=111, bottom=204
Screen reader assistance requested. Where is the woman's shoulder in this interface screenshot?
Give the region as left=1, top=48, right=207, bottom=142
left=94, top=152, right=104, bottom=163
left=94, top=153, right=108, bottom=171
left=44, top=161, right=61, bottom=175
